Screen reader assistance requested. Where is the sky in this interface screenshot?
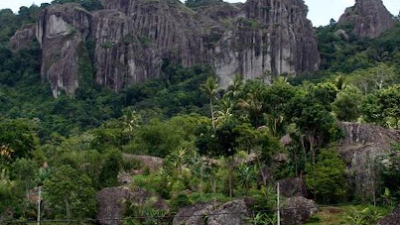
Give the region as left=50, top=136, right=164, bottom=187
left=0, top=0, right=399, bottom=27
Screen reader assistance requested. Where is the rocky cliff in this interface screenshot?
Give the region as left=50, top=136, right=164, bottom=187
left=214, top=0, right=320, bottom=86
left=339, top=122, right=400, bottom=200
left=36, top=3, right=91, bottom=97
left=11, top=0, right=320, bottom=96
left=338, top=0, right=394, bottom=38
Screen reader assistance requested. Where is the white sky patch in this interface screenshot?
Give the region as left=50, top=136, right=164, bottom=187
left=0, top=0, right=399, bottom=27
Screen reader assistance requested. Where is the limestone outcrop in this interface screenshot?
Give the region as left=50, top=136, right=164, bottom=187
left=338, top=0, right=395, bottom=38
left=36, top=3, right=91, bottom=97
left=10, top=24, right=37, bottom=52
left=90, top=10, right=161, bottom=91
left=339, top=122, right=400, bottom=200
left=214, top=0, right=320, bottom=86
left=11, top=0, right=321, bottom=96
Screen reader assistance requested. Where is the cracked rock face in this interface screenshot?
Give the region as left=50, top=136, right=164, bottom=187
left=11, top=0, right=321, bottom=96
left=282, top=197, right=318, bottom=225
left=339, top=122, right=400, bottom=200
left=338, top=0, right=395, bottom=38
left=10, top=24, right=37, bottom=52
left=214, top=0, right=320, bottom=87
left=36, top=3, right=91, bottom=98
left=90, top=10, right=161, bottom=91
left=173, top=199, right=252, bottom=225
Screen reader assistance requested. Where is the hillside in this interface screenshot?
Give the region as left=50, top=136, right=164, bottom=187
left=1, top=0, right=400, bottom=224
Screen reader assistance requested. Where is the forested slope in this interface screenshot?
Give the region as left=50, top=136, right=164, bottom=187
left=1, top=0, right=400, bottom=224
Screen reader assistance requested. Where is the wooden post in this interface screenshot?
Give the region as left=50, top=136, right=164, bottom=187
left=37, top=186, right=41, bottom=225
left=277, top=182, right=281, bottom=225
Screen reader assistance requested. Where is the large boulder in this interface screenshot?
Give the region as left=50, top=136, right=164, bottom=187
left=277, top=177, right=308, bottom=198
left=207, top=199, right=251, bottom=225
left=339, top=122, right=400, bottom=200
left=173, top=199, right=252, bottom=225
left=96, top=187, right=134, bottom=225
left=338, top=0, right=395, bottom=38
left=281, top=196, right=318, bottom=225
left=173, top=202, right=216, bottom=225
left=378, top=205, right=400, bottom=225
left=96, top=186, right=168, bottom=225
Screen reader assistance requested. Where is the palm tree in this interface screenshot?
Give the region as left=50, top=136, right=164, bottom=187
left=215, top=96, right=233, bottom=126
left=226, top=74, right=243, bottom=98
left=238, top=93, right=265, bottom=127
left=201, top=77, right=219, bottom=131
left=121, top=109, right=140, bottom=134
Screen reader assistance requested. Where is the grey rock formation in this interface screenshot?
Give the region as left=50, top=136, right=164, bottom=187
left=378, top=205, right=400, bottom=225
left=338, top=0, right=394, bottom=38
left=91, top=10, right=161, bottom=91
left=10, top=24, right=37, bottom=52
left=277, top=177, right=308, bottom=198
left=101, top=0, right=218, bottom=68
left=281, top=196, right=317, bottom=225
left=36, top=3, right=91, bottom=97
left=97, top=186, right=168, bottom=225
left=207, top=199, right=250, bottom=225
left=214, top=0, right=320, bottom=87
left=339, top=122, right=400, bottom=200
left=96, top=187, right=134, bottom=225
left=11, top=0, right=321, bottom=95
left=173, top=199, right=252, bottom=225
left=173, top=202, right=216, bottom=225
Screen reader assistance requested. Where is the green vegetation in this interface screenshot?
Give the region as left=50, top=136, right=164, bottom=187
left=1, top=2, right=400, bottom=225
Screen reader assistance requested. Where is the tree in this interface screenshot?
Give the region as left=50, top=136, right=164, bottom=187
left=264, top=79, right=296, bottom=136
left=287, top=90, right=340, bottom=165
left=305, top=149, right=347, bottom=203
left=349, top=64, right=397, bottom=94
left=376, top=85, right=400, bottom=129
left=201, top=77, right=219, bottom=131
left=43, top=165, right=97, bottom=219
left=0, top=119, right=37, bottom=163
left=332, top=85, right=364, bottom=121
left=99, top=149, right=123, bottom=189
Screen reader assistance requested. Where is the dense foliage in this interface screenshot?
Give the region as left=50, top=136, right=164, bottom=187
left=1, top=2, right=400, bottom=224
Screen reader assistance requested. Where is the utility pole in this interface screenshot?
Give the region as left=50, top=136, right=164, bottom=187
left=277, top=182, right=281, bottom=225
left=37, top=186, right=41, bottom=225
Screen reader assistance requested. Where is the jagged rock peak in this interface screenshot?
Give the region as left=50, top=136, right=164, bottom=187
left=338, top=0, right=395, bottom=38
left=10, top=24, right=37, bottom=52
left=11, top=0, right=322, bottom=96
left=214, top=0, right=320, bottom=87
left=36, top=3, right=91, bottom=98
